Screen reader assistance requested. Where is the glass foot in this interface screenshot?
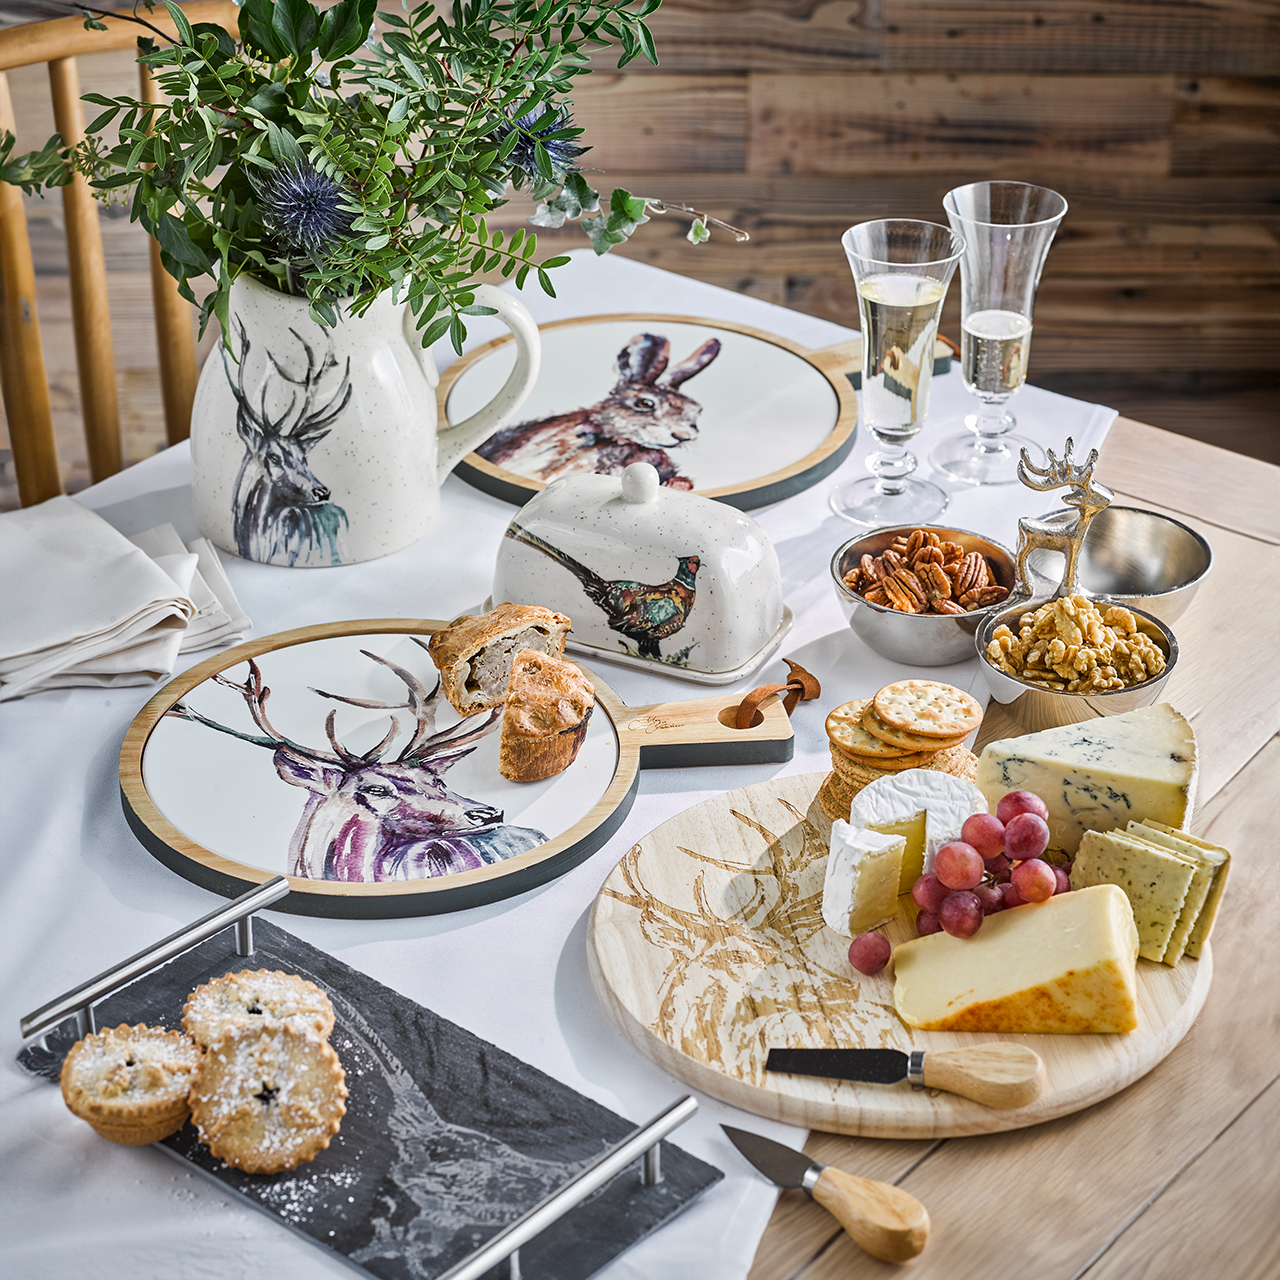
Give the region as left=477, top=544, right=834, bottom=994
left=829, top=476, right=949, bottom=526
left=930, top=432, right=1046, bottom=486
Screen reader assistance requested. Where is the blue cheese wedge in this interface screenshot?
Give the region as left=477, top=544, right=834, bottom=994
left=977, top=703, right=1197, bottom=854
left=821, top=821, right=907, bottom=937
left=1070, top=829, right=1195, bottom=962
left=1138, top=820, right=1230, bottom=959
left=847, top=770, right=987, bottom=894
left=892, top=884, right=1139, bottom=1033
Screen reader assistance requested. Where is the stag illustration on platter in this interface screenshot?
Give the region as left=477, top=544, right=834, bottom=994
left=223, top=319, right=352, bottom=566
left=477, top=332, right=721, bottom=489
left=166, top=641, right=546, bottom=882
left=1015, top=438, right=1114, bottom=596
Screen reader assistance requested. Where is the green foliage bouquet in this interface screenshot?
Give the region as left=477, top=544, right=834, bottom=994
left=1, top=0, right=738, bottom=349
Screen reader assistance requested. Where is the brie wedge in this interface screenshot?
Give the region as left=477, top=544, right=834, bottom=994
left=821, top=821, right=907, bottom=937
left=848, top=770, right=988, bottom=894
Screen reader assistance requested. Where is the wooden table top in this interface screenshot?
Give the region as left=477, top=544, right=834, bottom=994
left=750, top=418, right=1280, bottom=1279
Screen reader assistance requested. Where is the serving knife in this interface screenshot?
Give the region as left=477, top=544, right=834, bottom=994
left=765, top=1042, right=1045, bottom=1110
left=721, top=1124, right=928, bottom=1263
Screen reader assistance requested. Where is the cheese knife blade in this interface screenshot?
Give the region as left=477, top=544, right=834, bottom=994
left=765, top=1042, right=1045, bottom=1109
left=720, top=1124, right=930, bottom=1262
left=766, top=1047, right=910, bottom=1086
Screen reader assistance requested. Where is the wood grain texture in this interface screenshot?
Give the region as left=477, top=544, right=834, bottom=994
left=588, top=771, right=1211, bottom=1139
left=748, top=74, right=1175, bottom=176
left=774, top=733, right=1279, bottom=1279
left=1097, top=417, right=1280, bottom=544
left=49, top=55, right=120, bottom=483
left=0, top=68, right=57, bottom=504
left=1084, top=1074, right=1280, bottom=1280
left=879, top=1, right=1280, bottom=75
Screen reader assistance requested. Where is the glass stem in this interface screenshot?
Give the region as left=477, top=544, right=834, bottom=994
left=970, top=400, right=1014, bottom=451
left=869, top=436, right=917, bottom=495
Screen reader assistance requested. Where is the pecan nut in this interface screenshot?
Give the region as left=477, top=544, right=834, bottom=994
left=882, top=575, right=922, bottom=612
left=955, top=552, right=991, bottom=597
left=862, top=552, right=887, bottom=582
left=931, top=598, right=966, bottom=616
left=960, top=584, right=1009, bottom=611
left=918, top=561, right=953, bottom=602
left=880, top=548, right=905, bottom=575
left=864, top=583, right=889, bottom=606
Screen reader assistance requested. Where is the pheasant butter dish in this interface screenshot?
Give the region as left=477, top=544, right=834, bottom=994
left=492, top=461, right=787, bottom=681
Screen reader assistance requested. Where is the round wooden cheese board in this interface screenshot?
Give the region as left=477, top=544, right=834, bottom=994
left=586, top=771, right=1213, bottom=1139
left=120, top=620, right=798, bottom=918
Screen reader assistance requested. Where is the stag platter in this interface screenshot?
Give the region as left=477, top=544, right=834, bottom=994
left=121, top=620, right=802, bottom=917
left=440, top=314, right=858, bottom=510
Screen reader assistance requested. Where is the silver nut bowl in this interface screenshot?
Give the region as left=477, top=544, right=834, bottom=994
left=830, top=525, right=1018, bottom=667
left=975, top=596, right=1179, bottom=733
left=1024, top=505, right=1212, bottom=626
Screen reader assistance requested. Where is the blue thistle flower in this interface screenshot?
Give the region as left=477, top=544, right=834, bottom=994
left=499, top=106, right=588, bottom=183
left=254, top=163, right=354, bottom=261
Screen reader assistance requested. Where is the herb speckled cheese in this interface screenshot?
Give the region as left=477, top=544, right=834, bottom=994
left=977, top=704, right=1197, bottom=854
left=1070, top=829, right=1194, bottom=962
left=1138, top=820, right=1230, bottom=959
left=892, top=884, right=1140, bottom=1034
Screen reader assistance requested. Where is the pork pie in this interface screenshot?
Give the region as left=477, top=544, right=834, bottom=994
left=428, top=602, right=572, bottom=716
left=499, top=649, right=595, bottom=782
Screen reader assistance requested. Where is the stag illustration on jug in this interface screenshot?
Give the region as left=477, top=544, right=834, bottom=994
left=167, top=641, right=546, bottom=881
left=223, top=319, right=351, bottom=566
left=477, top=331, right=721, bottom=489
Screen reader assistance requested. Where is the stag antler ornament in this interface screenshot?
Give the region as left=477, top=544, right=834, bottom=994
left=1013, top=438, right=1113, bottom=599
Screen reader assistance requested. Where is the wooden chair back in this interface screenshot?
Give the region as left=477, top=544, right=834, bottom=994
left=0, top=1, right=239, bottom=506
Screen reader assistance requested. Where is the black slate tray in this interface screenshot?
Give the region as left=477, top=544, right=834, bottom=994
left=18, top=919, right=722, bottom=1279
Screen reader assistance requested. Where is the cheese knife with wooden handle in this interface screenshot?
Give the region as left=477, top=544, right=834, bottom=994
left=721, top=1124, right=929, bottom=1263
left=765, top=1042, right=1045, bottom=1109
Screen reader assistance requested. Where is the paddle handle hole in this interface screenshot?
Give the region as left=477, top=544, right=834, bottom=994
left=719, top=706, right=763, bottom=730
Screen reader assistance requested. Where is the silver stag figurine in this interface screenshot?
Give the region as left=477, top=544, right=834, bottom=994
left=1014, top=438, right=1114, bottom=597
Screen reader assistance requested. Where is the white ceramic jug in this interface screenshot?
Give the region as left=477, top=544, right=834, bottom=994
left=190, top=274, right=540, bottom=566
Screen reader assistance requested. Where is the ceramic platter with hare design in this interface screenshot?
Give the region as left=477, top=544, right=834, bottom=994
left=121, top=621, right=632, bottom=918
left=441, top=314, right=858, bottom=510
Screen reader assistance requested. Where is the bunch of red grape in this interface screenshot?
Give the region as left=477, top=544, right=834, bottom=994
left=845, top=789, right=1073, bottom=971
left=910, top=790, right=1071, bottom=940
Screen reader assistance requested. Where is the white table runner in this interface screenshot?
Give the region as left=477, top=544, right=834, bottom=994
left=0, top=251, right=1115, bottom=1280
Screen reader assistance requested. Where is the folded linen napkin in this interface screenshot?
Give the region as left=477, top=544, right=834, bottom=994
left=128, top=524, right=250, bottom=652
left=0, top=497, right=199, bottom=701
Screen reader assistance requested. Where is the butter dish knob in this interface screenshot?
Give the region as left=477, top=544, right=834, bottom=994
left=620, top=461, right=662, bottom=504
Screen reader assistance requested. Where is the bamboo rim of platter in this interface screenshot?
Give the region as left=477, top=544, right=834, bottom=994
left=439, top=312, right=860, bottom=511
left=119, top=619, right=640, bottom=919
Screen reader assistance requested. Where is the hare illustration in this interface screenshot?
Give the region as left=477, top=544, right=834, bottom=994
left=476, top=332, right=721, bottom=488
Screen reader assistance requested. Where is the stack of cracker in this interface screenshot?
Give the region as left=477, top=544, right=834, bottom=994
left=817, top=679, right=983, bottom=822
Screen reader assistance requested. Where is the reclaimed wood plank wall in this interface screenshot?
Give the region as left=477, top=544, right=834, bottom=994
left=1, top=0, right=1277, bottom=498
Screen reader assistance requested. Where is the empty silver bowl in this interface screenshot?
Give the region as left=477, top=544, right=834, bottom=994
left=831, top=525, right=1017, bottom=666
left=1025, top=506, right=1211, bottom=625
left=975, top=595, right=1179, bottom=732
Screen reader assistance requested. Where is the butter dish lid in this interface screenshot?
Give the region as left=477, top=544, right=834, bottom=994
left=492, top=463, right=787, bottom=681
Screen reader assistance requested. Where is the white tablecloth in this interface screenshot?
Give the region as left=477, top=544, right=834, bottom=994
left=0, top=250, right=1115, bottom=1279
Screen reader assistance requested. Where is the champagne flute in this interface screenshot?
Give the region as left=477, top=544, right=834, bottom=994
left=830, top=219, right=965, bottom=527
left=931, top=181, right=1067, bottom=485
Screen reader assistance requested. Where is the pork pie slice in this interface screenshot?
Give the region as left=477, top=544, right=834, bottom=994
left=499, top=649, right=595, bottom=783
left=428, top=602, right=572, bottom=716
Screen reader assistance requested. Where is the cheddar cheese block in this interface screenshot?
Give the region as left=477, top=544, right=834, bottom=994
left=821, top=822, right=906, bottom=937
left=892, top=884, right=1140, bottom=1033
left=976, top=704, right=1197, bottom=854
left=1069, top=829, right=1195, bottom=962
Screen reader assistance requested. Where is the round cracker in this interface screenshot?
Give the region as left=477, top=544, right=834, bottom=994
left=926, top=743, right=979, bottom=781
left=861, top=699, right=969, bottom=752
left=830, top=745, right=938, bottom=782
left=817, top=773, right=855, bottom=822
left=825, top=700, right=916, bottom=759
left=872, top=680, right=983, bottom=739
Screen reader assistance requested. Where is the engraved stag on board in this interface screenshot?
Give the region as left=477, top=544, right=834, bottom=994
left=477, top=331, right=721, bottom=489
left=224, top=319, right=351, bottom=566
left=167, top=642, right=545, bottom=882
left=1015, top=438, right=1114, bottom=595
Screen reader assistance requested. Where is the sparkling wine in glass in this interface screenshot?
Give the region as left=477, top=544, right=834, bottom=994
left=932, top=181, right=1067, bottom=485
left=830, top=219, right=964, bottom=527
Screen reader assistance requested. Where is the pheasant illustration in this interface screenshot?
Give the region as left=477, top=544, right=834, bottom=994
left=505, top=523, right=699, bottom=660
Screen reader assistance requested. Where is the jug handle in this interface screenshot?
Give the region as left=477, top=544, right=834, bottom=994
left=418, top=284, right=542, bottom=477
